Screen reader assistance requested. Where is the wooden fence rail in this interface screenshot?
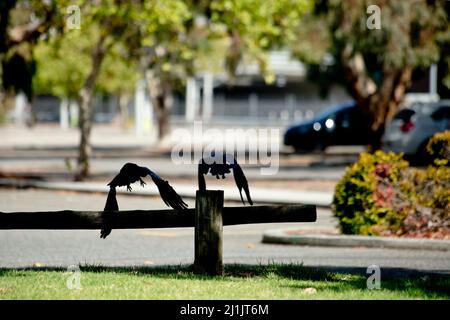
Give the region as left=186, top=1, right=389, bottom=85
left=0, top=190, right=317, bottom=275
left=0, top=205, right=316, bottom=229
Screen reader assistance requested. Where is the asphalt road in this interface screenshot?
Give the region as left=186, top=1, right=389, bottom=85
left=0, top=156, right=347, bottom=181
left=0, top=125, right=353, bottom=182
left=1, top=189, right=450, bottom=276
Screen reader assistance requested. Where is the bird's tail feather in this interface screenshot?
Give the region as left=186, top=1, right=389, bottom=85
left=233, top=163, right=253, bottom=206
left=238, top=189, right=245, bottom=205
left=100, top=187, right=118, bottom=239
left=243, top=184, right=253, bottom=206
left=150, top=175, right=188, bottom=211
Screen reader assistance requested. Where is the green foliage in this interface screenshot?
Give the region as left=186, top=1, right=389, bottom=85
left=138, top=0, right=196, bottom=88
left=395, top=163, right=449, bottom=238
left=333, top=149, right=450, bottom=238
left=34, top=29, right=140, bottom=99
left=33, top=1, right=140, bottom=99
left=209, top=0, right=313, bottom=83
left=327, top=0, right=449, bottom=70
left=13, top=0, right=315, bottom=100
left=33, top=29, right=90, bottom=98
left=299, top=0, right=450, bottom=100
left=210, top=0, right=312, bottom=47
left=291, top=13, right=330, bottom=65
left=333, top=151, right=409, bottom=235
left=0, top=0, right=58, bottom=104
left=408, top=165, right=449, bottom=217
left=130, top=0, right=314, bottom=88
left=1, top=264, right=449, bottom=299
left=98, top=48, right=140, bottom=95
left=426, top=130, right=450, bottom=166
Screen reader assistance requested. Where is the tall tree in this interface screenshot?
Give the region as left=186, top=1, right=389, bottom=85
left=209, top=0, right=313, bottom=83
left=297, top=0, right=450, bottom=149
left=137, top=0, right=313, bottom=139
left=138, top=0, right=194, bottom=140
left=34, top=0, right=313, bottom=180
left=0, top=0, right=59, bottom=119
left=61, top=0, right=139, bottom=180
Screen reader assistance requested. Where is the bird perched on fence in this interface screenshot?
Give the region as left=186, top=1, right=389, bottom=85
left=198, top=153, right=253, bottom=205
left=101, top=162, right=188, bottom=239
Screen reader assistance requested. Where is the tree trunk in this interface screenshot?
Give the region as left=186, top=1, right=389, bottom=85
left=341, top=46, right=413, bottom=150
left=74, top=92, right=92, bottom=181
left=118, top=92, right=130, bottom=131
left=74, top=35, right=108, bottom=181
left=155, top=93, right=172, bottom=139
left=145, top=70, right=172, bottom=141
left=225, top=31, right=243, bottom=83
left=365, top=66, right=413, bottom=150
left=0, top=53, right=9, bottom=120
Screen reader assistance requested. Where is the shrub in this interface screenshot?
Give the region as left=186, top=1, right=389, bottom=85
left=332, top=151, right=410, bottom=235
left=426, top=130, right=450, bottom=166
left=397, top=165, right=450, bottom=238
left=333, top=147, right=450, bottom=238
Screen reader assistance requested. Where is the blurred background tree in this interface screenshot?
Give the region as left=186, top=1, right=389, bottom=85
left=33, top=28, right=91, bottom=102
left=294, top=0, right=450, bottom=150
left=0, top=0, right=60, bottom=122
left=33, top=0, right=142, bottom=180
left=137, top=0, right=313, bottom=140
left=210, top=0, right=312, bottom=83
left=138, top=0, right=197, bottom=140
left=3, top=0, right=313, bottom=180
left=34, top=27, right=140, bottom=128
left=7, top=0, right=449, bottom=179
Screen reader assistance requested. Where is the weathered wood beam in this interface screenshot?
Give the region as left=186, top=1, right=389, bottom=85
left=0, top=205, right=316, bottom=229
left=194, top=190, right=224, bottom=275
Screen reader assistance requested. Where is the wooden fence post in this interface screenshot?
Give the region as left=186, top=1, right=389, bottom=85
left=194, top=190, right=224, bottom=275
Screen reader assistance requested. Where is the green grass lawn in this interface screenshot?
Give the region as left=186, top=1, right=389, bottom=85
left=0, top=264, right=449, bottom=300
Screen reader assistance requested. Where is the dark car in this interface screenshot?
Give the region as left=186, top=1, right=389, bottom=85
left=284, top=102, right=369, bottom=151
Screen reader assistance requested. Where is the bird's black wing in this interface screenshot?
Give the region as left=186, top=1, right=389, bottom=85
left=100, top=186, right=119, bottom=239
left=150, top=176, right=188, bottom=210
left=231, top=159, right=253, bottom=206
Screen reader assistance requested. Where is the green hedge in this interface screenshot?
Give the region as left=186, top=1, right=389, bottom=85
left=332, top=131, right=450, bottom=238
left=427, top=130, right=450, bottom=166
left=332, top=151, right=410, bottom=235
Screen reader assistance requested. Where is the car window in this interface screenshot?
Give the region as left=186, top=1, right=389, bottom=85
left=394, top=109, right=415, bottom=121
left=315, top=103, right=355, bottom=121
left=431, top=106, right=450, bottom=121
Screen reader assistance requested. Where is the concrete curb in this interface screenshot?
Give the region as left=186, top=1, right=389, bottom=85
left=0, top=178, right=333, bottom=207
left=262, top=229, right=450, bottom=251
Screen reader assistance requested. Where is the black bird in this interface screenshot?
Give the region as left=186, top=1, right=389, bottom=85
left=101, top=163, right=188, bottom=239
left=198, top=153, right=253, bottom=205
left=108, top=163, right=188, bottom=210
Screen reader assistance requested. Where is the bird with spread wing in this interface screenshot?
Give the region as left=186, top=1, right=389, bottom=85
left=198, top=152, right=253, bottom=205
left=101, top=162, right=188, bottom=239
